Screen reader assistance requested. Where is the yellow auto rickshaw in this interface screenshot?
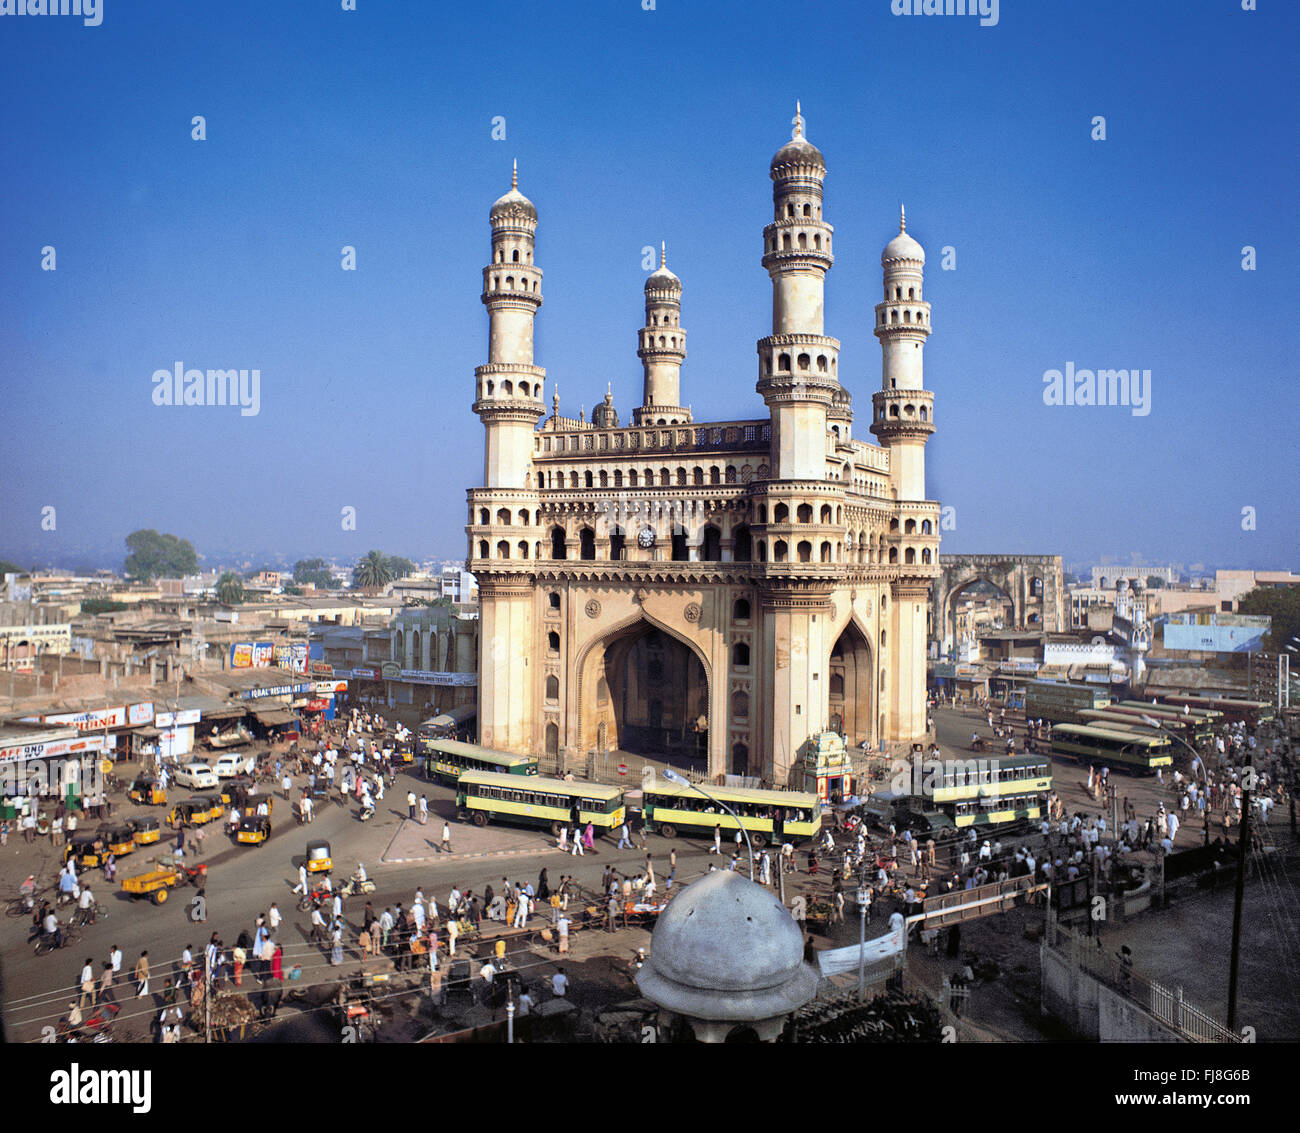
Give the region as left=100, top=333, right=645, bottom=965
left=127, top=814, right=162, bottom=847
left=236, top=814, right=271, bottom=846
left=64, top=831, right=104, bottom=870
left=168, top=797, right=216, bottom=828
left=128, top=776, right=167, bottom=806
left=103, top=824, right=136, bottom=857
left=306, top=838, right=332, bottom=874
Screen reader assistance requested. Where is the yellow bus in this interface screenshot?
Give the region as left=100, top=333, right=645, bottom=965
left=456, top=770, right=624, bottom=835
left=641, top=781, right=821, bottom=848
left=423, top=739, right=538, bottom=785
left=1050, top=723, right=1173, bottom=773
left=921, top=754, right=1052, bottom=831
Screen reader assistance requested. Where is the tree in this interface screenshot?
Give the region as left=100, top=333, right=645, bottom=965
left=0, top=559, right=28, bottom=577
left=80, top=598, right=128, bottom=616
left=1236, top=586, right=1300, bottom=653
left=1145, top=575, right=1165, bottom=590
left=216, top=571, right=245, bottom=606
left=293, top=557, right=336, bottom=589
left=123, top=529, right=198, bottom=581
left=384, top=555, right=416, bottom=580
left=352, top=550, right=394, bottom=592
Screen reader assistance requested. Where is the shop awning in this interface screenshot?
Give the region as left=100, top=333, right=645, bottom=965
left=250, top=708, right=297, bottom=727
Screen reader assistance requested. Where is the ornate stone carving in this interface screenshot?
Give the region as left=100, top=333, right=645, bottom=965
left=585, top=599, right=602, bottom=618
left=684, top=602, right=702, bottom=623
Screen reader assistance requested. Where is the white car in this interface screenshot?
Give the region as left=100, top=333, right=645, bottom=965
left=213, top=752, right=255, bottom=779
left=175, top=763, right=219, bottom=790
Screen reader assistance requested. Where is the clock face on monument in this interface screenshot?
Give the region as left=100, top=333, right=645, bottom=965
left=637, top=526, right=656, bottom=549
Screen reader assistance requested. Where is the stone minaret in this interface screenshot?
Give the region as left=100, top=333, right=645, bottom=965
left=756, top=102, right=839, bottom=481
left=635, top=243, right=690, bottom=426
left=871, top=206, right=939, bottom=742
left=475, top=160, right=546, bottom=489
left=469, top=162, right=545, bottom=750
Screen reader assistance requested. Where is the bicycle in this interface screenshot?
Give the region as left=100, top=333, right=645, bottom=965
left=34, top=924, right=82, bottom=955
left=69, top=903, right=108, bottom=928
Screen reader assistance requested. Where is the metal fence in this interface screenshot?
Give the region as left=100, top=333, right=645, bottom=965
left=1045, top=916, right=1240, bottom=1043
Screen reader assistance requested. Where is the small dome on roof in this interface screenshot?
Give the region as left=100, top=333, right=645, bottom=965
left=490, top=161, right=536, bottom=222
left=636, top=870, right=818, bottom=1023
left=770, top=102, right=825, bottom=176
left=883, top=206, right=924, bottom=264
left=645, top=243, right=680, bottom=292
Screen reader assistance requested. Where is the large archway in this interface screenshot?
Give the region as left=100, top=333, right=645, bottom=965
left=581, top=620, right=709, bottom=764
left=942, top=577, right=1015, bottom=657
left=829, top=620, right=873, bottom=748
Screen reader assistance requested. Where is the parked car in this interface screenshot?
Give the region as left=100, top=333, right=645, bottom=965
left=174, top=763, right=219, bottom=790
left=214, top=752, right=256, bottom=779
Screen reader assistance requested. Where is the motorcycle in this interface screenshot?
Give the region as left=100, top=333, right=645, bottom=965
left=297, top=883, right=333, bottom=912
left=358, top=805, right=375, bottom=823
left=341, top=874, right=376, bottom=898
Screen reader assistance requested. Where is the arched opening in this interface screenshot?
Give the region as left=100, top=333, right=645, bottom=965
left=550, top=526, right=567, bottom=559
left=701, top=525, right=722, bottom=561
left=609, top=527, right=626, bottom=560
left=478, top=507, right=489, bottom=525
left=820, top=541, right=832, bottom=563
left=547, top=631, right=560, bottom=654
left=545, top=722, right=559, bottom=758
left=731, top=742, right=749, bottom=777
left=671, top=529, right=689, bottom=561
left=797, top=503, right=813, bottom=523
left=797, top=540, right=812, bottom=563
left=518, top=541, right=529, bottom=559
left=905, top=547, right=916, bottom=564
left=731, top=690, right=750, bottom=719
left=773, top=503, right=789, bottom=524
left=477, top=540, right=488, bottom=559
left=733, top=524, right=752, bottom=561
left=545, top=675, right=560, bottom=700
left=732, top=642, right=750, bottom=667
left=774, top=540, right=788, bottom=563
left=548, top=592, right=561, bottom=610
left=584, top=623, right=709, bottom=763
left=733, top=597, right=751, bottom=620
left=496, top=540, right=510, bottom=558
left=829, top=621, right=873, bottom=748
left=497, top=508, right=511, bottom=525
left=819, top=504, right=832, bottom=523
left=579, top=527, right=596, bottom=560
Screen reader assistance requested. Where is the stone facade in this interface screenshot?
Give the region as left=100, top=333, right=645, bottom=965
left=466, top=114, right=940, bottom=785
left=933, top=554, right=1065, bottom=656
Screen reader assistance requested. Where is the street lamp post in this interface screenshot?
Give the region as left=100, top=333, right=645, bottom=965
left=1141, top=716, right=1209, bottom=846
left=856, top=886, right=869, bottom=1002
left=661, top=767, right=754, bottom=880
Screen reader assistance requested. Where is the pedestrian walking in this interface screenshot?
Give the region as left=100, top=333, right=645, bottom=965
left=419, top=795, right=429, bottom=825
left=711, top=823, right=722, bottom=855
left=134, top=951, right=150, bottom=998
left=616, top=820, right=632, bottom=849
left=407, top=791, right=417, bottom=820
left=441, top=821, right=452, bottom=854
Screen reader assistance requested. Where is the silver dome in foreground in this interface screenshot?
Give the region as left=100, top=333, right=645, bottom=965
left=636, top=869, right=819, bottom=1040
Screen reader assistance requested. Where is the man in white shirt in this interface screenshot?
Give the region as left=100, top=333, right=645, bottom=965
left=110, top=945, right=123, bottom=975
left=517, top=987, right=534, bottom=1016
left=551, top=967, right=568, bottom=997
left=268, top=902, right=281, bottom=933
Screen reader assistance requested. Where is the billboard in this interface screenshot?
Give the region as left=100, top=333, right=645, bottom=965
left=1162, top=623, right=1268, bottom=654
left=230, top=641, right=307, bottom=672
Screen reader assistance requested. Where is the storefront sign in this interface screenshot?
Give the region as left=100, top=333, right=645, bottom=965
left=304, top=699, right=330, bottom=712
left=21, top=703, right=155, bottom=731
left=231, top=642, right=307, bottom=672
left=0, top=733, right=106, bottom=765
left=156, top=708, right=202, bottom=728
left=239, top=681, right=314, bottom=700
left=351, top=668, right=377, bottom=681
left=313, top=680, right=348, bottom=695
left=381, top=662, right=402, bottom=680
left=310, top=661, right=334, bottom=677
left=399, top=670, right=478, bottom=687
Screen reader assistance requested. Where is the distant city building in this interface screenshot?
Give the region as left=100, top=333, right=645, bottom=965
left=1090, top=564, right=1177, bottom=589
left=440, top=565, right=477, bottom=604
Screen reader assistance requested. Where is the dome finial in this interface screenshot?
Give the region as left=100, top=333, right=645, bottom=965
left=552, top=387, right=559, bottom=415
left=511, top=158, right=518, bottom=190
left=900, top=203, right=906, bottom=233
left=660, top=241, right=667, bottom=268
left=792, top=100, right=804, bottom=139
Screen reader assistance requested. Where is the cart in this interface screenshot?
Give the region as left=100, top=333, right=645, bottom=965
left=121, top=854, right=206, bottom=905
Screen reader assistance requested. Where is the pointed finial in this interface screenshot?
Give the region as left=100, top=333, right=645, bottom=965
left=660, top=241, right=667, bottom=268
left=607, top=381, right=612, bottom=395
left=511, top=159, right=518, bottom=190
left=792, top=100, right=804, bottom=139
left=900, top=203, right=906, bottom=233
left=552, top=388, right=559, bottom=414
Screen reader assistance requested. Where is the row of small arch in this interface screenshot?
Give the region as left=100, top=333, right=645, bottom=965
left=493, top=246, right=532, bottom=264
left=486, top=274, right=540, bottom=293
left=482, top=378, right=543, bottom=398
left=877, top=307, right=927, bottom=326
left=765, top=230, right=826, bottom=252
left=762, top=351, right=837, bottom=375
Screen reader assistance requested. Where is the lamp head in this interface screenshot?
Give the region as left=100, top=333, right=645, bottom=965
left=662, top=768, right=687, bottom=786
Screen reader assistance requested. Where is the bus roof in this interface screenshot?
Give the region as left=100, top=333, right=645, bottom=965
left=1053, top=723, right=1170, bottom=746
left=420, top=705, right=477, bottom=728
left=457, top=769, right=623, bottom=799
left=424, top=739, right=534, bottom=767
left=642, top=781, right=819, bottom=808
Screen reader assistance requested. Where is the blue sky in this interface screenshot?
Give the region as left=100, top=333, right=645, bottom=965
left=1, top=0, right=1295, bottom=575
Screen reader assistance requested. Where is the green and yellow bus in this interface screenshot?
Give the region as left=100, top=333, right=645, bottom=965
left=921, top=754, right=1052, bottom=831
left=641, top=782, right=821, bottom=848
left=422, top=739, right=538, bottom=784
left=1050, top=723, right=1173, bottom=773
left=1107, top=702, right=1216, bottom=743
left=455, top=770, right=624, bottom=835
